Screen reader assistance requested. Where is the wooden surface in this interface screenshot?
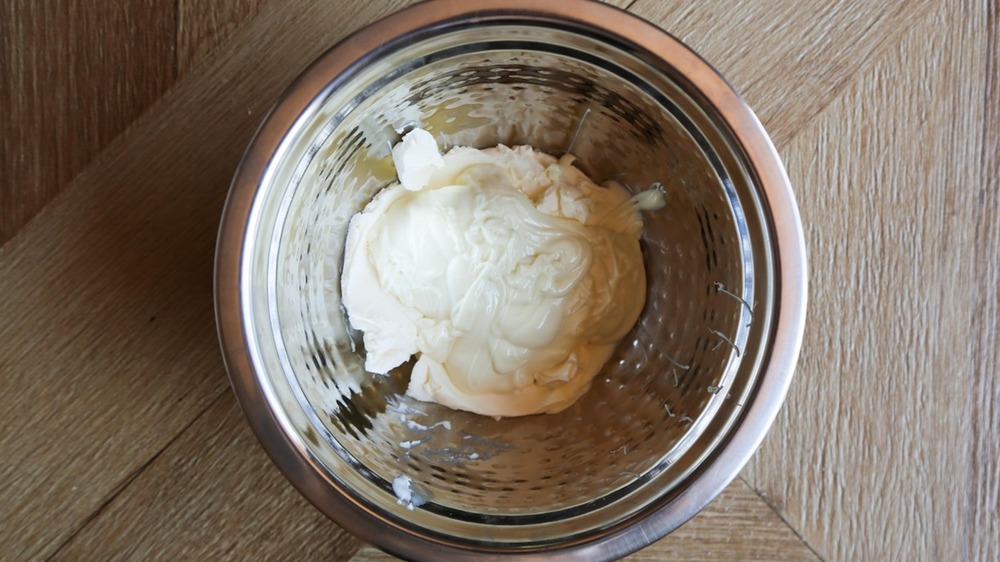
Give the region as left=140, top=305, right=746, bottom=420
left=1, top=1, right=996, bottom=560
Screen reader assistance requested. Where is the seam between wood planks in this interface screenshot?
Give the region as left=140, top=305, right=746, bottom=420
left=738, top=475, right=827, bottom=562
left=772, top=1, right=933, bottom=149
left=41, top=390, right=231, bottom=562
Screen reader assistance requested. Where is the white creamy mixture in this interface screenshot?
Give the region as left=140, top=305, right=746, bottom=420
left=341, top=129, right=647, bottom=417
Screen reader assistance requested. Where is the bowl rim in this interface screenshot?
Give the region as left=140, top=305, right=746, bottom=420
left=215, top=1, right=808, bottom=560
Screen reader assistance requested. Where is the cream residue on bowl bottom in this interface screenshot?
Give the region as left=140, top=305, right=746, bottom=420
left=340, top=129, right=649, bottom=417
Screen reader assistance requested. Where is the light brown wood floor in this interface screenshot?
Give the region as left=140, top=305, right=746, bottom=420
left=2, top=1, right=997, bottom=560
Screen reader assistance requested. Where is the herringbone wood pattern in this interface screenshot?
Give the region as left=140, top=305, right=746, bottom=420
left=2, top=2, right=996, bottom=560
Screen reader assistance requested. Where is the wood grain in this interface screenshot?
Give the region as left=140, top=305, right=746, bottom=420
left=740, top=2, right=991, bottom=560
left=0, top=0, right=179, bottom=245
left=969, top=4, right=999, bottom=561
left=629, top=0, right=934, bottom=147
left=0, top=0, right=279, bottom=248
left=0, top=1, right=409, bottom=559
left=1, top=1, right=996, bottom=560
left=177, top=0, right=268, bottom=75
left=350, top=477, right=821, bottom=562
left=50, top=395, right=363, bottom=561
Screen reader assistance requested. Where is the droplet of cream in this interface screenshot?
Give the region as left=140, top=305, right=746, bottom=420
left=631, top=182, right=667, bottom=212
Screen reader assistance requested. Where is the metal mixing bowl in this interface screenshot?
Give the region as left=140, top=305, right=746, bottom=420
left=215, top=1, right=807, bottom=560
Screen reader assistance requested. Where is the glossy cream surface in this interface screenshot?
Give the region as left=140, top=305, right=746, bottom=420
left=341, top=129, right=647, bottom=417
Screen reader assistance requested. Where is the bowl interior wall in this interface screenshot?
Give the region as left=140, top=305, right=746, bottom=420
left=252, top=25, right=758, bottom=541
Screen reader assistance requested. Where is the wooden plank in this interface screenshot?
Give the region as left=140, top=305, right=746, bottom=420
left=351, top=477, right=820, bottom=561
left=0, top=0, right=281, bottom=248
left=49, top=395, right=363, bottom=561
left=0, top=200, right=225, bottom=561
left=177, top=0, right=268, bottom=75
left=969, top=5, right=999, bottom=561
left=173, top=0, right=629, bottom=79
left=6, top=1, right=988, bottom=560
left=0, top=0, right=179, bottom=244
left=740, top=2, right=988, bottom=560
left=629, top=0, right=935, bottom=147
left=0, top=1, right=411, bottom=560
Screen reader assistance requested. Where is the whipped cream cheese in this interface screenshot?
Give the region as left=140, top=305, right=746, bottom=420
left=341, top=129, right=647, bottom=417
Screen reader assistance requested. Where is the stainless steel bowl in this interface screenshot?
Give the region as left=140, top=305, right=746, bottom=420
left=215, top=1, right=807, bottom=560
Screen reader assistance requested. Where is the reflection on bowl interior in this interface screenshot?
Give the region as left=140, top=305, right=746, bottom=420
left=251, top=25, right=763, bottom=544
